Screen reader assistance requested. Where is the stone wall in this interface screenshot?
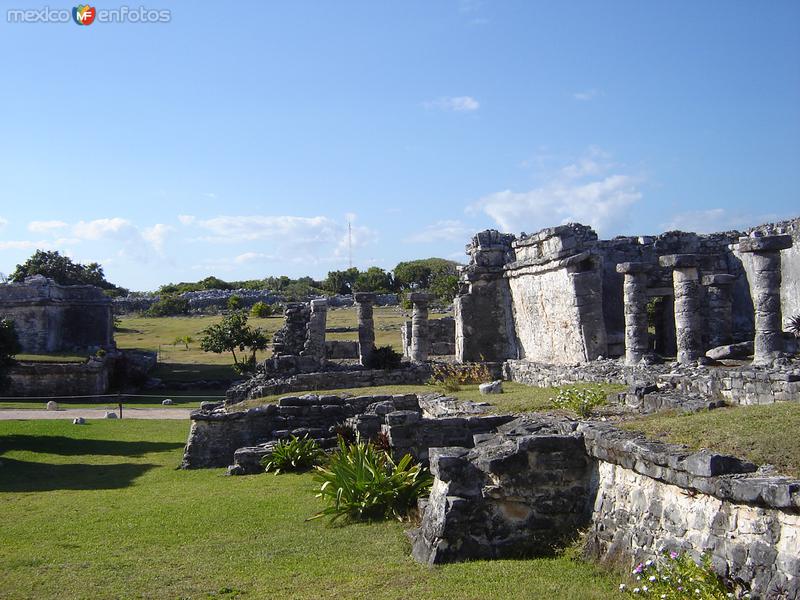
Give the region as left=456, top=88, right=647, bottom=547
left=225, top=364, right=433, bottom=405
left=4, top=358, right=110, bottom=397
left=325, top=340, right=359, bottom=359
left=748, top=218, right=800, bottom=322
left=401, top=317, right=455, bottom=357
left=0, top=276, right=113, bottom=354
left=411, top=415, right=800, bottom=598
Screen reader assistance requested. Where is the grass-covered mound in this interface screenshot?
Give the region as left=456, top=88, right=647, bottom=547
left=0, top=419, right=622, bottom=599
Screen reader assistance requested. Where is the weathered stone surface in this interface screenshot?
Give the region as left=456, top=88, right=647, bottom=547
left=5, top=359, right=111, bottom=398
left=355, top=293, right=376, bottom=366
left=409, top=294, right=433, bottom=362
left=72, top=417, right=85, bottom=425
left=478, top=380, right=503, bottom=394
left=402, top=318, right=455, bottom=357
left=162, top=399, right=173, bottom=405
left=738, top=234, right=793, bottom=253
left=658, top=254, right=699, bottom=268
left=706, top=341, right=754, bottom=360
left=619, top=264, right=650, bottom=365
left=301, top=299, right=328, bottom=363
left=46, top=400, right=58, bottom=411
left=104, top=411, right=117, bottom=419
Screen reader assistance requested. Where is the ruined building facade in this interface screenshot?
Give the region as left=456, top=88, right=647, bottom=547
left=455, top=218, right=799, bottom=365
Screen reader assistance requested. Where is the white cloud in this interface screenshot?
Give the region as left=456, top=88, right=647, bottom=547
left=141, top=224, right=174, bottom=253
left=424, top=96, right=480, bottom=112
left=178, top=214, right=196, bottom=225
left=661, top=209, right=781, bottom=234
left=28, top=220, right=68, bottom=233
left=470, top=150, right=643, bottom=236
left=405, top=220, right=473, bottom=243
left=573, top=89, right=601, bottom=101
left=234, top=252, right=271, bottom=264
left=73, top=218, right=137, bottom=241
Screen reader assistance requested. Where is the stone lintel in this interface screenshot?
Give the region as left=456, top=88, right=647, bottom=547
left=702, top=274, right=736, bottom=287
left=615, top=262, right=652, bottom=275
left=646, top=287, right=674, bottom=298
left=737, top=234, right=793, bottom=253
left=408, top=292, right=434, bottom=304
left=658, top=254, right=699, bottom=269
left=309, top=298, right=328, bottom=308
left=354, top=292, right=377, bottom=303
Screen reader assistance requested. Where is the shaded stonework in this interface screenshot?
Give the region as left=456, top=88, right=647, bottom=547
left=0, top=275, right=113, bottom=354
left=402, top=317, right=455, bottom=357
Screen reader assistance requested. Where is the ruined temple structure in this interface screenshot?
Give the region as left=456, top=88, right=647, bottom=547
left=0, top=275, right=114, bottom=354
left=455, top=218, right=800, bottom=366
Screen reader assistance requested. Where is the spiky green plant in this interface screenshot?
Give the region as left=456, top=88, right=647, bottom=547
left=310, top=438, right=432, bottom=523
left=788, top=314, right=800, bottom=337
left=550, top=385, right=607, bottom=418
left=261, top=435, right=323, bottom=474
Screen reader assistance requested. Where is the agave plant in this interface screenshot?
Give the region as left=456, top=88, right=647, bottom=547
left=788, top=314, right=800, bottom=338
left=261, top=434, right=323, bottom=474
left=309, top=437, right=432, bottom=523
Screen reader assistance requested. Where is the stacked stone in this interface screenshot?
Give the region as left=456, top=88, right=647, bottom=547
left=354, top=292, right=376, bottom=366
left=738, top=235, right=793, bottom=364
left=616, top=262, right=652, bottom=366
left=271, top=303, right=310, bottom=356
left=659, top=254, right=703, bottom=364
left=702, top=274, right=735, bottom=348
left=301, top=299, right=328, bottom=363
left=408, top=292, right=434, bottom=362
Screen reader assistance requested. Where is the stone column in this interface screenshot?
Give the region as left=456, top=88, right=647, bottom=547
left=302, top=299, right=328, bottom=363
left=408, top=292, right=433, bottom=363
left=354, top=292, right=376, bottom=366
left=702, top=274, right=735, bottom=349
left=615, top=262, right=652, bottom=366
left=737, top=235, right=793, bottom=364
left=659, top=254, right=702, bottom=364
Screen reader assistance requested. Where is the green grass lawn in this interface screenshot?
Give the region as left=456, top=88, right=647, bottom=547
left=0, top=419, right=623, bottom=599
left=14, top=353, right=88, bottom=363
left=624, top=402, right=800, bottom=478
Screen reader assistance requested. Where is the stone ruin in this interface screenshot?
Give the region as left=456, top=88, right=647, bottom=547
left=0, top=275, right=114, bottom=354
left=455, top=218, right=800, bottom=367
left=183, top=216, right=800, bottom=598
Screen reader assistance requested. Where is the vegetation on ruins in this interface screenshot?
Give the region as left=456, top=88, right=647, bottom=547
left=788, top=313, right=800, bottom=337
left=10, top=250, right=128, bottom=296
left=262, top=435, right=324, bottom=474
left=311, top=437, right=432, bottom=523
left=144, top=294, right=190, bottom=317
left=363, top=345, right=403, bottom=370
left=199, top=310, right=269, bottom=374
left=620, top=552, right=734, bottom=599
left=227, top=294, right=243, bottom=310
left=549, top=385, right=608, bottom=418
left=428, top=362, right=494, bottom=393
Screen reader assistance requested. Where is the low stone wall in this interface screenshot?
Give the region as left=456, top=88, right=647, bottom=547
left=410, top=415, right=800, bottom=599
left=504, top=358, right=800, bottom=405
left=401, top=317, right=456, bottom=357
left=4, top=358, right=110, bottom=397
left=325, top=340, right=359, bottom=359
left=181, top=393, right=421, bottom=470
left=225, top=364, right=432, bottom=405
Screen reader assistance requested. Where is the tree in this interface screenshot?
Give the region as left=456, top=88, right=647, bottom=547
left=145, top=295, right=189, bottom=317
left=227, top=295, right=242, bottom=310
left=353, top=267, right=392, bottom=293
left=10, top=250, right=127, bottom=296
left=324, top=268, right=359, bottom=295
left=251, top=301, right=273, bottom=318
left=0, top=318, right=21, bottom=388
left=200, top=311, right=269, bottom=374
left=429, top=273, right=459, bottom=303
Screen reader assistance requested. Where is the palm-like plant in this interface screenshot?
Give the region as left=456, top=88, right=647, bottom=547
left=261, top=435, right=323, bottom=474
left=788, top=314, right=800, bottom=338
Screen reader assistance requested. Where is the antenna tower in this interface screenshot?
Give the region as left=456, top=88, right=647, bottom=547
left=348, top=220, right=353, bottom=269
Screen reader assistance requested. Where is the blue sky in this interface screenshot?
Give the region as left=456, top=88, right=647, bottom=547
left=1, top=0, right=798, bottom=291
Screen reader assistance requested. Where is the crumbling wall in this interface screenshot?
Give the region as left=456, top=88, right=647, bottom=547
left=4, top=358, right=110, bottom=397
left=0, top=275, right=113, bottom=354
left=454, top=230, right=518, bottom=362
left=402, top=317, right=455, bottom=357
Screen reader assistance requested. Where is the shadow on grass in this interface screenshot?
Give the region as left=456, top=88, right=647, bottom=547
left=0, top=435, right=184, bottom=457
left=0, top=457, right=158, bottom=492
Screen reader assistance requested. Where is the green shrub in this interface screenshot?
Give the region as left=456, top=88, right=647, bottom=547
left=620, top=552, right=734, bottom=599
left=364, top=345, right=403, bottom=370
left=549, top=385, right=607, bottom=418
left=250, top=301, right=273, bottom=318
left=145, top=295, right=189, bottom=317
left=311, top=438, right=432, bottom=523
left=427, top=362, right=493, bottom=393
left=788, top=313, right=800, bottom=337
left=227, top=295, right=242, bottom=310
left=261, top=435, right=324, bottom=474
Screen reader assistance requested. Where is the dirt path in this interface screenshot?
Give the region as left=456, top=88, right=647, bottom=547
left=0, top=408, right=192, bottom=420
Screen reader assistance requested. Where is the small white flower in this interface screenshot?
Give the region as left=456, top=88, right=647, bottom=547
left=643, top=586, right=649, bottom=592
left=633, top=588, right=640, bottom=594
left=645, top=559, right=654, bottom=566
left=661, top=596, right=667, bottom=599
left=649, top=575, right=657, bottom=582
left=695, top=590, right=701, bottom=595
left=619, top=584, right=627, bottom=591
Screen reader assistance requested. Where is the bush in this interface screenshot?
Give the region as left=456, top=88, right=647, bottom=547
left=428, top=362, right=493, bottom=393
left=0, top=318, right=20, bottom=390
left=261, top=435, right=324, bottom=474
left=145, top=295, right=189, bottom=317
left=250, top=301, right=272, bottom=318
left=549, top=385, right=607, bottom=418
left=364, top=345, right=403, bottom=370
left=311, top=438, right=432, bottom=523
left=227, top=295, right=242, bottom=311
left=620, top=551, right=735, bottom=599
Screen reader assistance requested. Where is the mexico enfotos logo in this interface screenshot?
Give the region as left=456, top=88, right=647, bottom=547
left=7, top=5, right=171, bottom=24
